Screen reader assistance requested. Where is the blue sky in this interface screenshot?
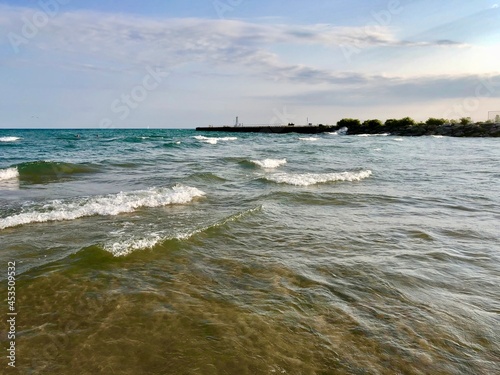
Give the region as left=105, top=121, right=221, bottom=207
left=0, top=0, right=499, bottom=128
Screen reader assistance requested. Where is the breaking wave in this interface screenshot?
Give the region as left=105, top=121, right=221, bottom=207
left=194, top=135, right=238, bottom=145
left=104, top=234, right=164, bottom=257
left=0, top=136, right=21, bottom=142
left=103, top=206, right=262, bottom=257
left=0, top=167, right=19, bottom=181
left=250, top=158, right=287, bottom=169
left=0, top=185, right=205, bottom=230
left=264, top=170, right=372, bottom=186
left=299, top=137, right=319, bottom=141
left=356, top=133, right=390, bottom=137
left=327, top=127, right=348, bottom=136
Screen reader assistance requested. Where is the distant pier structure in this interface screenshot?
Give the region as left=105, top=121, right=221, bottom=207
left=197, top=116, right=337, bottom=134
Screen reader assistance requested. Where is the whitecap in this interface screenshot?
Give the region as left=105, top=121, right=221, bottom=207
left=356, top=133, right=390, bottom=137
left=0, top=185, right=205, bottom=230
left=0, top=167, right=19, bottom=181
left=194, top=135, right=237, bottom=145
left=104, top=234, right=163, bottom=257
left=250, top=158, right=287, bottom=169
left=266, top=170, right=372, bottom=186
left=104, top=206, right=262, bottom=257
left=0, top=137, right=21, bottom=142
left=328, top=127, right=348, bottom=136
left=299, top=137, right=318, bottom=141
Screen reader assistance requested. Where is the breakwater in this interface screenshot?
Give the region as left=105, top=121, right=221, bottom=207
left=195, top=125, right=336, bottom=134
left=197, top=121, right=500, bottom=137
left=344, top=121, right=500, bottom=137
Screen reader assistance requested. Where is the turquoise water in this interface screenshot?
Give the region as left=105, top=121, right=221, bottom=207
left=0, top=129, right=499, bottom=374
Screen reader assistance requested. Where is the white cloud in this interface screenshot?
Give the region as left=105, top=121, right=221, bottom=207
left=0, top=5, right=468, bottom=79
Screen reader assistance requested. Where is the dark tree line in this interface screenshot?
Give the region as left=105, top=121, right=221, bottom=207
left=334, top=116, right=500, bottom=136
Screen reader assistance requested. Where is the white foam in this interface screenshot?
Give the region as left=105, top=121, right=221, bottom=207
left=0, top=168, right=19, bottom=190
left=0, top=167, right=19, bottom=181
left=104, top=206, right=262, bottom=257
left=299, top=137, right=318, bottom=141
left=266, top=170, right=372, bottom=186
left=251, top=158, right=287, bottom=169
left=432, top=135, right=444, bottom=138
left=194, top=135, right=237, bottom=144
left=393, top=138, right=404, bottom=142
left=0, top=185, right=205, bottom=230
left=104, top=234, right=163, bottom=257
left=0, top=137, right=21, bottom=142
left=356, top=133, right=390, bottom=137
left=328, top=127, right=348, bottom=136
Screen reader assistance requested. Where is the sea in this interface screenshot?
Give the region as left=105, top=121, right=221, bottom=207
left=0, top=128, right=499, bottom=375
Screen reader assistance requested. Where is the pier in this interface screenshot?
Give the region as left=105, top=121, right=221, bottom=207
left=195, top=124, right=337, bottom=134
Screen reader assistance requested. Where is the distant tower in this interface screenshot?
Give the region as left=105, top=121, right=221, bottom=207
left=235, top=116, right=239, bottom=127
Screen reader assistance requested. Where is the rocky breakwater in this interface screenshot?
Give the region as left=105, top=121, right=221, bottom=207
left=337, top=118, right=500, bottom=137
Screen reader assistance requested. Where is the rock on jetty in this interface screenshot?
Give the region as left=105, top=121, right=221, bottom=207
left=337, top=118, right=500, bottom=137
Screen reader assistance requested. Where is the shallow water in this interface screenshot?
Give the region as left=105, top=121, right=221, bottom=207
left=0, top=129, right=499, bottom=374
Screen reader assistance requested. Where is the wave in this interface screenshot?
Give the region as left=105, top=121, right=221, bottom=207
left=327, top=127, right=348, bottom=136
left=188, top=172, right=227, bottom=183
left=104, top=234, right=164, bottom=257
left=122, top=136, right=148, bottom=143
left=0, top=137, right=21, bottom=142
left=194, top=135, right=238, bottom=145
left=264, top=170, right=372, bottom=186
left=14, top=161, right=99, bottom=184
left=299, top=137, right=319, bottom=141
left=250, top=158, right=287, bottom=169
left=356, top=133, right=390, bottom=137
left=162, top=141, right=182, bottom=148
left=0, top=167, right=19, bottom=181
left=103, top=206, right=261, bottom=257
left=0, top=185, right=205, bottom=230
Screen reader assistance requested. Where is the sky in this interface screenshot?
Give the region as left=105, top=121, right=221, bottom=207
left=0, top=0, right=499, bottom=128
